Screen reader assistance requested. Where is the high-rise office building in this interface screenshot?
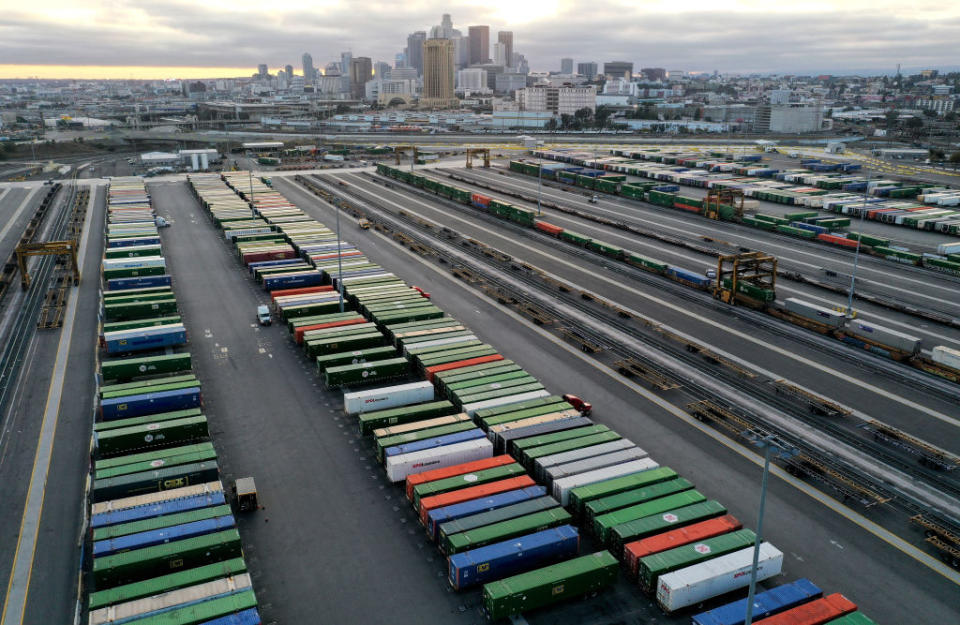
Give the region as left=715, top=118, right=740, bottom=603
left=350, top=57, right=372, bottom=99
left=302, top=53, right=314, bottom=84
left=641, top=67, right=667, bottom=81
left=257, top=64, right=268, bottom=79
left=468, top=25, right=490, bottom=65
left=374, top=61, right=392, bottom=79
left=560, top=58, right=574, bottom=74
left=285, top=64, right=294, bottom=78
left=492, top=43, right=507, bottom=67
left=406, top=31, right=426, bottom=75
left=603, top=61, right=633, bottom=79
left=577, top=62, right=598, bottom=80
left=497, top=32, right=513, bottom=68
left=422, top=38, right=457, bottom=108
left=430, top=13, right=456, bottom=39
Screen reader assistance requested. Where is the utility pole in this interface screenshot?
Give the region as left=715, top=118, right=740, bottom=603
left=335, top=198, right=344, bottom=312
left=846, top=174, right=871, bottom=316
left=536, top=141, right=544, bottom=216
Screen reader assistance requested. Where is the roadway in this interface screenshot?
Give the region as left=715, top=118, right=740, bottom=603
left=0, top=187, right=44, bottom=273
left=461, top=166, right=960, bottom=316
left=316, top=172, right=960, bottom=455
left=0, top=183, right=104, bottom=625
left=270, top=175, right=958, bottom=624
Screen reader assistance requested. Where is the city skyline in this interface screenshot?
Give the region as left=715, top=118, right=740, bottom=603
left=2, top=1, right=959, bottom=79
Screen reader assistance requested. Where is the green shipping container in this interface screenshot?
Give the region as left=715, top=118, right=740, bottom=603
left=95, top=446, right=218, bottom=480
left=596, top=490, right=707, bottom=546
left=99, top=353, right=192, bottom=383
left=93, top=409, right=202, bottom=433
left=113, top=590, right=257, bottom=625
left=358, top=399, right=456, bottom=436
left=413, top=463, right=526, bottom=510
left=93, top=503, right=233, bottom=542
left=94, top=418, right=210, bottom=458
left=92, top=529, right=242, bottom=589
left=569, top=467, right=679, bottom=517
left=102, top=315, right=183, bottom=333
left=482, top=551, right=618, bottom=620
left=473, top=395, right=563, bottom=421
left=480, top=402, right=575, bottom=431
left=559, top=230, right=593, bottom=246
left=324, top=356, right=410, bottom=388
left=583, top=477, right=694, bottom=527
left=91, top=460, right=220, bottom=503
left=376, top=421, right=476, bottom=462
left=608, top=500, right=727, bottom=557
left=87, top=557, right=247, bottom=610
left=443, top=508, right=572, bottom=555
left=304, top=332, right=385, bottom=358
left=103, top=298, right=178, bottom=322
left=316, top=346, right=398, bottom=372
left=637, top=529, right=756, bottom=591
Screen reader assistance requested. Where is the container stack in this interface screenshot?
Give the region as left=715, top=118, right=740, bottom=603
left=86, top=176, right=260, bottom=625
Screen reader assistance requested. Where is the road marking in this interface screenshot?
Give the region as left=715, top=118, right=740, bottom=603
left=352, top=212, right=960, bottom=586
left=1, top=185, right=97, bottom=625
left=349, top=174, right=960, bottom=428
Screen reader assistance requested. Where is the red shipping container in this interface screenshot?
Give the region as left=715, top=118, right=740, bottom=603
left=270, top=285, right=334, bottom=301
left=673, top=203, right=702, bottom=213
left=310, top=250, right=363, bottom=261
left=816, top=233, right=859, bottom=249
left=419, top=475, right=535, bottom=524
left=242, top=249, right=296, bottom=263
left=406, top=454, right=515, bottom=501
left=425, top=354, right=504, bottom=383
left=624, top=514, right=742, bottom=577
left=753, top=593, right=856, bottom=625
left=534, top=221, right=564, bottom=236
left=294, top=317, right=366, bottom=344
left=471, top=193, right=492, bottom=207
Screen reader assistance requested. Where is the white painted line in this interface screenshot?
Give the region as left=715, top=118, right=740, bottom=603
left=0, top=187, right=42, bottom=247
left=1, top=185, right=97, bottom=625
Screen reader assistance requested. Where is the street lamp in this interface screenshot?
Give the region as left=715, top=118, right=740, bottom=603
left=248, top=170, right=254, bottom=204
left=743, top=432, right=799, bottom=625
left=845, top=173, right=871, bottom=317
left=536, top=141, right=544, bottom=216
left=334, top=198, right=344, bottom=313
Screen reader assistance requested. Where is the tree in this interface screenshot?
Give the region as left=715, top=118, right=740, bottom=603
left=559, top=113, right=573, bottom=129
left=905, top=116, right=924, bottom=130
left=945, top=111, right=957, bottom=122
left=922, top=109, right=938, bottom=118
left=950, top=151, right=960, bottom=165
left=929, top=147, right=946, bottom=161
left=544, top=117, right=558, bottom=131
left=693, top=107, right=702, bottom=120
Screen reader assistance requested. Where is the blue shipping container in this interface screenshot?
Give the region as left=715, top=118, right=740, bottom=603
left=104, top=326, right=187, bottom=356
left=92, top=492, right=226, bottom=528
left=262, top=271, right=325, bottom=290
left=100, top=387, right=202, bottom=421
left=447, top=525, right=580, bottom=590
left=427, top=486, right=548, bottom=542
left=108, top=237, right=161, bottom=248
left=385, top=429, right=486, bottom=459
left=107, top=275, right=172, bottom=291
left=652, top=184, right=680, bottom=192
left=800, top=159, right=820, bottom=165
left=665, top=267, right=711, bottom=288
left=94, top=515, right=237, bottom=557
left=790, top=222, right=827, bottom=234
left=692, top=578, right=823, bottom=625
left=247, top=259, right=303, bottom=272
left=199, top=608, right=262, bottom=625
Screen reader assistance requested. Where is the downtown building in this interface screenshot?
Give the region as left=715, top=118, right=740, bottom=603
left=517, top=84, right=596, bottom=115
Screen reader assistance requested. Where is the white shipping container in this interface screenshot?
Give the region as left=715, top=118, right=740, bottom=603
left=656, top=543, right=783, bottom=613
left=552, top=458, right=660, bottom=506
left=461, top=390, right=551, bottom=417
left=403, top=335, right=478, bottom=356
left=936, top=242, right=960, bottom=255
left=224, top=227, right=273, bottom=240
left=88, top=574, right=252, bottom=625
left=343, top=380, right=435, bottom=415
left=102, top=256, right=166, bottom=270
left=487, top=410, right=582, bottom=442
left=783, top=298, right=846, bottom=329
left=847, top=320, right=921, bottom=355
left=545, top=448, right=648, bottom=486
left=932, top=345, right=960, bottom=371
left=385, top=438, right=494, bottom=482
left=534, top=439, right=638, bottom=481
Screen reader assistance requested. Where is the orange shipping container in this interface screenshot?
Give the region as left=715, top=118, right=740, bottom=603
left=405, top=454, right=515, bottom=501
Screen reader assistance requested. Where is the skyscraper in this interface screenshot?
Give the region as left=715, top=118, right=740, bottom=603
left=492, top=43, right=507, bottom=67
left=374, top=61, right=391, bottom=79
left=422, top=38, right=457, bottom=108
left=603, top=61, right=633, bottom=79
left=257, top=64, right=268, bottom=79
left=406, top=31, right=426, bottom=76
left=302, top=53, right=314, bottom=85
left=350, top=57, right=372, bottom=99
left=497, top=32, right=513, bottom=68
left=577, top=62, right=598, bottom=80
left=468, top=25, right=489, bottom=65
left=430, top=13, right=456, bottom=39
left=561, top=58, right=574, bottom=74
left=340, top=51, right=353, bottom=94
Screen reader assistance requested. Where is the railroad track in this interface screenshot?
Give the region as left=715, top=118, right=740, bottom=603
left=296, top=173, right=960, bottom=539
left=0, top=176, right=81, bottom=417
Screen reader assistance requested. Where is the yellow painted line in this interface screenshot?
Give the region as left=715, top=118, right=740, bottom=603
left=346, top=200, right=960, bottom=586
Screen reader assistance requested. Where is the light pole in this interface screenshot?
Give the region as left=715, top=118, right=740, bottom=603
left=845, top=173, right=871, bottom=316
left=536, top=141, right=544, bottom=216
left=248, top=170, right=254, bottom=204
left=743, top=433, right=798, bottom=625
left=335, top=198, right=344, bottom=312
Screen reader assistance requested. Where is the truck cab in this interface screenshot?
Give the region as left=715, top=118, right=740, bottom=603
left=256, top=305, right=272, bottom=326
left=563, top=394, right=592, bottom=417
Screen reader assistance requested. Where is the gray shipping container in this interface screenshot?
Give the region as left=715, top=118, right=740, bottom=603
left=783, top=298, right=845, bottom=329
left=437, top=496, right=560, bottom=545
left=534, top=439, right=638, bottom=482
left=497, top=416, right=595, bottom=455
left=543, top=447, right=648, bottom=487
left=846, top=319, right=921, bottom=355
left=552, top=458, right=660, bottom=506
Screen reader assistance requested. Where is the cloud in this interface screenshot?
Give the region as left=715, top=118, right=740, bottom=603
left=1, top=1, right=958, bottom=74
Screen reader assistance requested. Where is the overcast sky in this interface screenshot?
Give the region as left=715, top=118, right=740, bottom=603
left=2, top=0, right=959, bottom=77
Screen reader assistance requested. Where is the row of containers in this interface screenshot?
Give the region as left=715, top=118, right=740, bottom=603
left=89, top=176, right=261, bottom=625
left=188, top=170, right=879, bottom=623
left=376, top=162, right=960, bottom=380
left=519, top=149, right=960, bottom=275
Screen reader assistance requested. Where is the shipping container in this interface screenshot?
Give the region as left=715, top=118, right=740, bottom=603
left=544, top=448, right=648, bottom=488
left=448, top=525, right=579, bottom=590
left=344, top=380, right=434, bottom=415
left=497, top=416, right=595, bottom=456
left=100, top=353, right=192, bottom=383
left=92, top=460, right=220, bottom=503
left=534, top=439, right=638, bottom=482
left=93, top=514, right=237, bottom=557
left=554, top=458, right=660, bottom=506
left=692, top=578, right=823, bottom=625
left=419, top=475, right=537, bottom=525
left=438, top=496, right=560, bottom=548
left=406, top=454, right=515, bottom=501
left=93, top=503, right=233, bottom=542
left=100, top=386, right=201, bottom=421
left=626, top=513, right=740, bottom=577
left=751, top=593, right=857, bottom=625
left=482, top=551, right=618, bottom=620
left=603, top=490, right=710, bottom=549
left=656, top=543, right=784, bottom=613
left=359, top=399, right=455, bottom=436
left=414, top=463, right=527, bottom=510
left=443, top=507, right=573, bottom=555
left=637, top=529, right=756, bottom=592
left=584, top=477, right=694, bottom=530
left=427, top=486, right=547, bottom=541
left=519, top=430, right=621, bottom=470
left=386, top=438, right=494, bottom=483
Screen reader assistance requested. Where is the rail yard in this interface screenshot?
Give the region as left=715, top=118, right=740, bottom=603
left=0, top=148, right=958, bottom=625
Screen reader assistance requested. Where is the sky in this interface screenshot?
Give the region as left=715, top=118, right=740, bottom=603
left=1, top=0, right=959, bottom=79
